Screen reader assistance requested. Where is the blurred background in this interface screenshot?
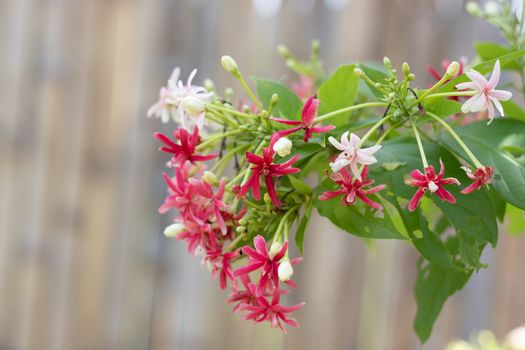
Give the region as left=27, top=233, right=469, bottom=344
left=1, top=0, right=525, bottom=349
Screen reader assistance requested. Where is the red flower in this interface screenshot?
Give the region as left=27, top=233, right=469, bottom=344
left=189, top=178, right=229, bottom=234
left=154, top=126, right=217, bottom=165
left=271, top=96, right=335, bottom=142
left=227, top=275, right=258, bottom=313
left=405, top=160, right=461, bottom=212
left=234, top=235, right=289, bottom=296
left=237, top=134, right=300, bottom=206
left=319, top=166, right=385, bottom=210
left=204, top=248, right=239, bottom=290
left=242, top=289, right=305, bottom=334
left=461, top=166, right=494, bottom=194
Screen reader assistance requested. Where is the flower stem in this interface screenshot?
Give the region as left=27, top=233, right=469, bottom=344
left=314, top=102, right=388, bottom=123
left=196, top=129, right=243, bottom=151
left=411, top=120, right=428, bottom=168
left=225, top=233, right=246, bottom=252
left=208, top=104, right=253, bottom=120
left=417, top=75, right=452, bottom=102
left=273, top=205, right=300, bottom=244
left=426, top=111, right=483, bottom=168
left=422, top=91, right=477, bottom=100
left=357, top=114, right=391, bottom=147
left=211, top=144, right=250, bottom=174
left=237, top=75, right=262, bottom=111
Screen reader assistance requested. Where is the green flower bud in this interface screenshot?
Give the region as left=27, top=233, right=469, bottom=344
left=445, top=61, right=460, bottom=78
left=164, top=223, right=185, bottom=238
left=202, top=171, right=218, bottom=185
left=221, top=55, right=240, bottom=76
left=465, top=1, right=481, bottom=16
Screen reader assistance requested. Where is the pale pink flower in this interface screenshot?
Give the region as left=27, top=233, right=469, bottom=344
left=455, top=60, right=512, bottom=124
left=328, top=132, right=381, bottom=180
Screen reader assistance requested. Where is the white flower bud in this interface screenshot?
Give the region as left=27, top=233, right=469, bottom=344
left=182, top=96, right=206, bottom=115
left=269, top=241, right=282, bottom=259
left=445, top=61, right=460, bottom=77
left=484, top=1, right=499, bottom=16
left=465, top=1, right=481, bottom=15
left=428, top=181, right=439, bottom=193
left=505, top=326, right=525, bottom=350
left=164, top=223, right=185, bottom=238
left=278, top=261, right=293, bottom=282
left=273, top=137, right=292, bottom=157
left=353, top=68, right=365, bottom=78
left=221, top=55, right=239, bottom=75
left=202, top=171, right=218, bottom=185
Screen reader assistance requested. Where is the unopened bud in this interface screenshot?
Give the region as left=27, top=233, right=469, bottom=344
left=202, top=171, right=217, bottom=185
left=224, top=87, right=234, bottom=99
left=164, top=223, right=185, bottom=238
left=402, top=62, right=410, bottom=76
left=273, top=137, right=293, bottom=157
left=465, top=1, right=481, bottom=16
left=264, top=193, right=272, bottom=205
left=270, top=93, right=279, bottom=106
left=269, top=241, right=283, bottom=259
left=484, top=1, right=499, bottom=16
left=312, top=39, right=320, bottom=53
left=445, top=61, right=460, bottom=78
left=183, top=96, right=206, bottom=115
left=408, top=73, right=415, bottom=81
left=285, top=59, right=295, bottom=69
left=353, top=68, right=366, bottom=78
left=278, top=260, right=293, bottom=281
left=238, top=217, right=248, bottom=226
left=383, top=57, right=391, bottom=69
left=203, top=79, right=214, bottom=91
left=277, top=45, right=292, bottom=58
left=236, top=226, right=246, bottom=234
left=221, top=55, right=239, bottom=76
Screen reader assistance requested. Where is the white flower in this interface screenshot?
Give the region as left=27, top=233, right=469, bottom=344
left=147, top=67, right=214, bottom=130
left=505, top=326, right=525, bottom=350
left=164, top=223, right=185, bottom=238
left=273, top=137, right=293, bottom=157
left=455, top=60, right=512, bottom=124
left=278, top=261, right=293, bottom=282
left=328, top=131, right=381, bottom=180
left=484, top=1, right=499, bottom=16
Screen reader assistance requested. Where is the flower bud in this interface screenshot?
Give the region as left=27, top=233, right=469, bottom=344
left=224, top=87, right=234, bottom=99
left=202, top=171, right=218, bottom=185
left=402, top=62, right=410, bottom=76
left=484, top=1, right=499, bottom=16
left=221, top=55, right=239, bottom=76
left=270, top=93, right=279, bottom=106
left=273, top=137, right=293, bottom=157
left=236, top=226, right=246, bottom=234
left=383, top=57, right=391, bottom=69
left=278, top=260, right=294, bottom=281
left=353, top=68, right=365, bottom=78
left=164, top=223, right=185, bottom=238
left=465, top=1, right=481, bottom=16
left=203, top=79, right=215, bottom=91
left=269, top=241, right=282, bottom=259
left=445, top=61, right=460, bottom=78
left=504, top=326, right=525, bottom=350
left=277, top=45, right=292, bottom=58
left=182, top=96, right=206, bottom=115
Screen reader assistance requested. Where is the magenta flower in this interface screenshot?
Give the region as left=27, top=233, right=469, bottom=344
left=242, top=289, right=305, bottom=334
left=461, top=165, right=494, bottom=194
left=227, top=275, right=259, bottom=313
left=204, top=248, right=239, bottom=290
left=154, top=126, right=217, bottom=166
left=189, top=178, right=229, bottom=234
left=455, top=60, right=512, bottom=123
left=319, top=166, right=385, bottom=210
left=234, top=235, right=289, bottom=296
left=237, top=134, right=300, bottom=206
left=271, top=96, right=335, bottom=142
left=405, top=160, right=461, bottom=212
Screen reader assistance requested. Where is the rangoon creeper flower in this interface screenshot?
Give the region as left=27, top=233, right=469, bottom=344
left=328, top=131, right=381, bottom=180
left=405, top=160, right=461, bottom=212
left=278, top=260, right=293, bottom=282
left=273, top=137, right=293, bottom=157
left=455, top=60, right=512, bottom=124
left=148, top=67, right=214, bottom=129
left=154, top=126, right=217, bottom=166
left=461, top=166, right=494, bottom=194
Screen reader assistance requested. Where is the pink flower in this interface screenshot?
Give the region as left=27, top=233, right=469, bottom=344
left=291, top=75, right=314, bottom=101
left=455, top=60, right=512, bottom=123
left=189, top=178, right=229, bottom=234
left=148, top=68, right=181, bottom=123
left=328, top=132, right=381, bottom=180
left=234, top=235, right=289, bottom=296
left=154, top=126, right=217, bottom=166
left=319, top=166, right=385, bottom=210
left=405, top=160, right=461, bottom=212
left=227, top=275, right=259, bottom=313
left=242, top=289, right=305, bottom=334
left=271, top=96, right=335, bottom=142
left=204, top=248, right=239, bottom=289
left=237, top=134, right=300, bottom=206
left=461, top=166, right=494, bottom=194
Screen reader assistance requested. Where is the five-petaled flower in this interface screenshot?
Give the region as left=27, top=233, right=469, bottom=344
left=242, top=289, right=305, bottom=334
left=328, top=132, right=381, bottom=180
left=154, top=126, right=217, bottom=166
left=320, top=166, right=385, bottom=210
left=461, top=165, right=494, bottom=194
left=455, top=60, right=512, bottom=124
left=238, top=134, right=300, bottom=206
left=271, top=96, right=335, bottom=142
left=405, top=160, right=461, bottom=212
left=234, top=235, right=292, bottom=296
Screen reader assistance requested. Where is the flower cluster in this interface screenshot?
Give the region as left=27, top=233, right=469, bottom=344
left=149, top=46, right=513, bottom=334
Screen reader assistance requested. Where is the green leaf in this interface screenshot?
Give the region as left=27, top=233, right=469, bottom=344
left=474, top=42, right=522, bottom=71
left=439, top=119, right=525, bottom=209
left=288, top=176, right=313, bottom=195
left=253, top=78, right=303, bottom=118
left=506, top=204, right=525, bottom=235
left=317, top=64, right=360, bottom=127
left=295, top=200, right=313, bottom=254
left=414, top=261, right=472, bottom=343
left=358, top=63, right=388, bottom=97
left=424, top=99, right=462, bottom=118
left=314, top=178, right=407, bottom=240
left=501, top=100, right=525, bottom=121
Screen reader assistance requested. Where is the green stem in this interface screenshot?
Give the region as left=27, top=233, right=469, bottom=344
left=411, top=120, right=428, bottom=168
left=272, top=205, right=300, bottom=244
left=225, top=233, right=246, bottom=252
left=196, top=129, right=243, bottom=151
left=423, top=91, right=477, bottom=100
left=314, top=102, right=388, bottom=123
left=208, top=104, right=253, bottom=120
left=237, top=75, right=262, bottom=111
left=426, top=112, right=483, bottom=168
left=417, top=74, right=452, bottom=102
left=210, top=144, right=250, bottom=174
left=357, top=115, right=391, bottom=147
